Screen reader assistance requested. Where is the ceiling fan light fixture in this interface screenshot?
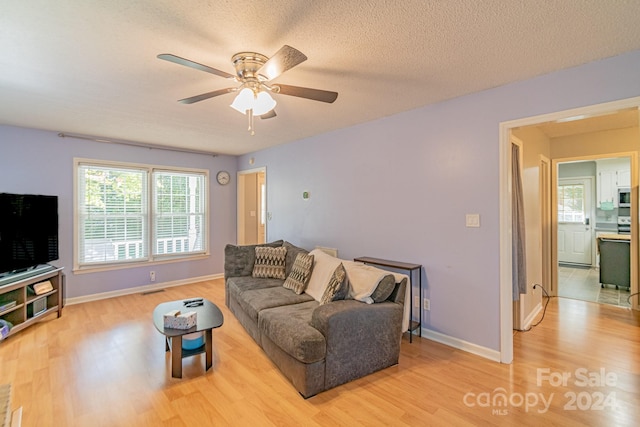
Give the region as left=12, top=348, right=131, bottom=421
left=253, top=91, right=277, bottom=116
left=230, top=87, right=255, bottom=114
left=230, top=88, right=276, bottom=116
left=160, top=45, right=336, bottom=136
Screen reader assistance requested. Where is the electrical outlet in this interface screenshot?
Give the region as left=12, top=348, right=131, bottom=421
left=150, top=271, right=156, bottom=282
left=424, top=298, right=430, bottom=311
left=413, top=296, right=419, bottom=308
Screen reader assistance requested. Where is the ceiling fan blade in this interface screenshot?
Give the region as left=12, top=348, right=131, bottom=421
left=258, top=45, right=307, bottom=81
left=158, top=54, right=235, bottom=79
left=179, top=88, right=236, bottom=104
left=274, top=84, right=338, bottom=103
left=260, top=110, right=277, bottom=120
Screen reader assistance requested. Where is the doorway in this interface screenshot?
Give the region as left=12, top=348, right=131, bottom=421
left=555, top=157, right=632, bottom=307
left=499, top=96, right=640, bottom=364
left=237, top=168, right=266, bottom=245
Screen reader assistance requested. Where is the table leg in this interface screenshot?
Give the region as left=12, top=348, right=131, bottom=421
left=205, top=329, right=213, bottom=371
left=171, top=336, right=183, bottom=378
left=409, top=274, right=413, bottom=343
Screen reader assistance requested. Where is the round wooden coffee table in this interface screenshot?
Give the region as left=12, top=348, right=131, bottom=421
left=152, top=297, right=224, bottom=378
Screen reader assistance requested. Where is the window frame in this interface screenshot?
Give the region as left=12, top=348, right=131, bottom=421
left=73, top=158, right=209, bottom=272
left=557, top=182, right=586, bottom=224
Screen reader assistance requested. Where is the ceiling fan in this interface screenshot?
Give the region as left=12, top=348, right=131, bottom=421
left=158, top=45, right=338, bottom=135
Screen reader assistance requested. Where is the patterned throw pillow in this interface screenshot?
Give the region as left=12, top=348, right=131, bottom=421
left=283, top=253, right=315, bottom=294
left=252, top=246, right=287, bottom=279
left=320, top=263, right=348, bottom=305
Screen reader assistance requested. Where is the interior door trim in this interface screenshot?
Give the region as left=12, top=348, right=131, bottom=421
left=236, top=167, right=267, bottom=245
left=498, top=96, right=640, bottom=364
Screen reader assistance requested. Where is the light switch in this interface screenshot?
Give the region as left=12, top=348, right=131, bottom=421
left=466, top=214, right=480, bottom=228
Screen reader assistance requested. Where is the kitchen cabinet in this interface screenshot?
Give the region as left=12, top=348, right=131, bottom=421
left=618, top=168, right=631, bottom=188
left=597, top=169, right=617, bottom=208
left=596, top=158, right=630, bottom=208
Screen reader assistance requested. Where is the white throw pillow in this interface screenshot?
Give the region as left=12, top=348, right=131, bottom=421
left=305, top=249, right=343, bottom=302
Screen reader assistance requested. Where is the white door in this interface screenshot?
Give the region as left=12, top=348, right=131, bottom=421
left=558, top=178, right=593, bottom=265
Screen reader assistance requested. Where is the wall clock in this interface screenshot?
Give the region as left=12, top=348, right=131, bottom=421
left=216, top=171, right=230, bottom=185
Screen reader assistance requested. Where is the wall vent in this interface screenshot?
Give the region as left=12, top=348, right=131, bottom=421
left=141, top=289, right=165, bottom=296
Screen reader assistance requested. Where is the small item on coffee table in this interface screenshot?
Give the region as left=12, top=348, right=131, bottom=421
left=163, top=309, right=197, bottom=329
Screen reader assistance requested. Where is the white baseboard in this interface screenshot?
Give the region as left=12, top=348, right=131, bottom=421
left=65, top=273, right=224, bottom=305
left=11, top=407, right=22, bottom=427
left=522, top=302, right=543, bottom=330
left=420, top=328, right=502, bottom=363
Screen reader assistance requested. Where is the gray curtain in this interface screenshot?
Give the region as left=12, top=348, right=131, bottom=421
left=512, top=144, right=527, bottom=300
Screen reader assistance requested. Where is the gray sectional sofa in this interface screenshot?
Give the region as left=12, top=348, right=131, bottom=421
left=224, top=240, right=407, bottom=398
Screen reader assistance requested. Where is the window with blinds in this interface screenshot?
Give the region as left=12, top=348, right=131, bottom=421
left=76, top=160, right=207, bottom=269
left=153, top=171, right=205, bottom=256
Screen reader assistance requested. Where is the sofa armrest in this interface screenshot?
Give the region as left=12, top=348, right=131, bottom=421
left=311, top=299, right=403, bottom=340
left=310, top=299, right=404, bottom=388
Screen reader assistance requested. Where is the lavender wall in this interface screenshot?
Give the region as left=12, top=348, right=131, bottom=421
left=0, top=125, right=237, bottom=298
left=238, top=50, right=640, bottom=352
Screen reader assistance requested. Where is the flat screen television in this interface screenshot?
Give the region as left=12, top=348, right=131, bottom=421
left=0, top=192, right=59, bottom=276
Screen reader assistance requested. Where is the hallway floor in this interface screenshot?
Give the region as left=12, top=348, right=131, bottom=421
left=558, top=264, right=631, bottom=307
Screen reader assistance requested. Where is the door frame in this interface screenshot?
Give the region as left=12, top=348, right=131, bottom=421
left=237, top=167, right=267, bottom=245
left=511, top=136, right=526, bottom=330
left=540, top=155, right=552, bottom=298
left=498, top=96, right=640, bottom=364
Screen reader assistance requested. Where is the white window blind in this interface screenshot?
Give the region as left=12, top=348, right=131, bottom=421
left=153, top=171, right=205, bottom=256
left=76, top=161, right=207, bottom=269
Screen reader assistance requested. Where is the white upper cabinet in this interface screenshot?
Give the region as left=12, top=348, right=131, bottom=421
left=597, top=169, right=616, bottom=207
left=596, top=157, right=630, bottom=208
left=618, top=168, right=631, bottom=188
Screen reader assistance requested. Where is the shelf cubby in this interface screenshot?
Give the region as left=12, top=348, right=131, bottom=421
left=0, top=266, right=64, bottom=340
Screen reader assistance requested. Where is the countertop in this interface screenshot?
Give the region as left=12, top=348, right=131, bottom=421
left=597, top=233, right=630, bottom=241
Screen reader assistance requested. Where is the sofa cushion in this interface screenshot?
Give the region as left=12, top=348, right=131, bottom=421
left=252, top=246, right=287, bottom=279
left=283, top=252, right=315, bottom=294
left=370, top=274, right=396, bottom=303
left=305, top=249, right=343, bottom=302
left=237, top=286, right=314, bottom=323
left=320, top=263, right=348, bottom=305
left=259, top=301, right=326, bottom=364
left=227, top=276, right=283, bottom=299
left=225, top=240, right=283, bottom=277
left=283, top=241, right=309, bottom=277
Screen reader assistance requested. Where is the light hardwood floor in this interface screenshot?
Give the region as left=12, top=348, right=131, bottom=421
left=1, top=278, right=639, bottom=426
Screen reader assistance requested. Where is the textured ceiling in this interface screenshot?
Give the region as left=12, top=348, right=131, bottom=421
left=2, top=1, right=640, bottom=155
